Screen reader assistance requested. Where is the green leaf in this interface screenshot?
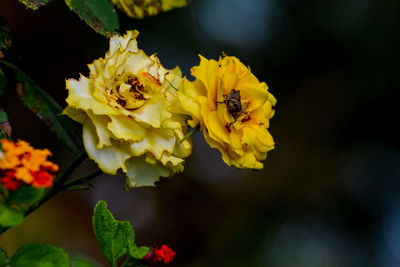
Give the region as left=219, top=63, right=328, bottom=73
left=0, top=247, right=7, bottom=266
left=0, top=203, right=24, bottom=227
left=15, top=70, right=81, bottom=154
left=16, top=0, right=51, bottom=10
left=0, top=68, right=6, bottom=95
left=8, top=186, right=45, bottom=205
left=128, top=243, right=149, bottom=260
left=0, top=109, right=8, bottom=124
left=93, top=200, right=135, bottom=266
left=70, top=257, right=98, bottom=267
left=111, top=0, right=188, bottom=19
left=65, top=0, right=119, bottom=36
left=0, top=108, right=11, bottom=138
left=9, top=243, right=70, bottom=267
left=0, top=18, right=11, bottom=52
left=0, top=130, right=7, bottom=139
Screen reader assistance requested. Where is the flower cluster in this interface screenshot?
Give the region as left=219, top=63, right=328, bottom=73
left=143, top=244, right=176, bottom=264
left=178, top=55, right=276, bottom=169
left=0, top=139, right=58, bottom=191
left=64, top=30, right=192, bottom=188
left=65, top=30, right=276, bottom=187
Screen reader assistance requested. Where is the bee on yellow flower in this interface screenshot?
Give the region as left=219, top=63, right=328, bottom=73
left=178, top=54, right=276, bottom=169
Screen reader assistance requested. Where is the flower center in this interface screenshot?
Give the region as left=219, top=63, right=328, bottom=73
left=110, top=72, right=155, bottom=110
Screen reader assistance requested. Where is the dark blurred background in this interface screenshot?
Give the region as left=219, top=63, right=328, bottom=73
left=1, top=0, right=400, bottom=266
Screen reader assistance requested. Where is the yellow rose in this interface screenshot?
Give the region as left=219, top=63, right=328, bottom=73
left=111, top=0, right=188, bottom=19
left=178, top=55, right=276, bottom=169
left=64, top=31, right=192, bottom=188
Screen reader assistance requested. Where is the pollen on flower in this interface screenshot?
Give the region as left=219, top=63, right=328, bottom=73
left=0, top=139, right=58, bottom=191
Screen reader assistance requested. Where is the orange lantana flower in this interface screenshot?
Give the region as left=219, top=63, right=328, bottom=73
left=0, top=139, right=58, bottom=191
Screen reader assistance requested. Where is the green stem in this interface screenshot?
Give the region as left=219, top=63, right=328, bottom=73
left=0, top=60, right=41, bottom=94
left=120, top=259, right=128, bottom=267
left=0, top=60, right=20, bottom=73
left=179, top=125, right=199, bottom=144
left=35, top=151, right=87, bottom=207
left=63, top=169, right=102, bottom=190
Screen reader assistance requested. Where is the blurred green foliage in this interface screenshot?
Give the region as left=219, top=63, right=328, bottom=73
left=7, top=186, right=44, bottom=206
left=12, top=68, right=81, bottom=154
left=65, top=0, right=119, bottom=37
left=0, top=203, right=23, bottom=227
left=9, top=243, right=69, bottom=267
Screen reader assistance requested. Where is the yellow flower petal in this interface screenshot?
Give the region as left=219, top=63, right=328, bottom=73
left=66, top=76, right=120, bottom=116
left=86, top=111, right=115, bottom=149
left=192, top=55, right=220, bottom=110
left=130, top=128, right=176, bottom=160
left=83, top=120, right=132, bottom=175
left=204, top=110, right=230, bottom=145
left=125, top=155, right=170, bottom=188
left=62, top=106, right=88, bottom=124
left=177, top=79, right=205, bottom=125
left=107, top=115, right=146, bottom=142
left=238, top=82, right=269, bottom=112
left=130, top=93, right=171, bottom=128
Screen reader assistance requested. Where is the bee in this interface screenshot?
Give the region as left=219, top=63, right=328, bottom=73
left=217, top=89, right=242, bottom=126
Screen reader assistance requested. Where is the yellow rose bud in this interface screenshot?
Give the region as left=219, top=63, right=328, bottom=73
left=178, top=54, right=276, bottom=169
left=64, top=31, right=192, bottom=188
